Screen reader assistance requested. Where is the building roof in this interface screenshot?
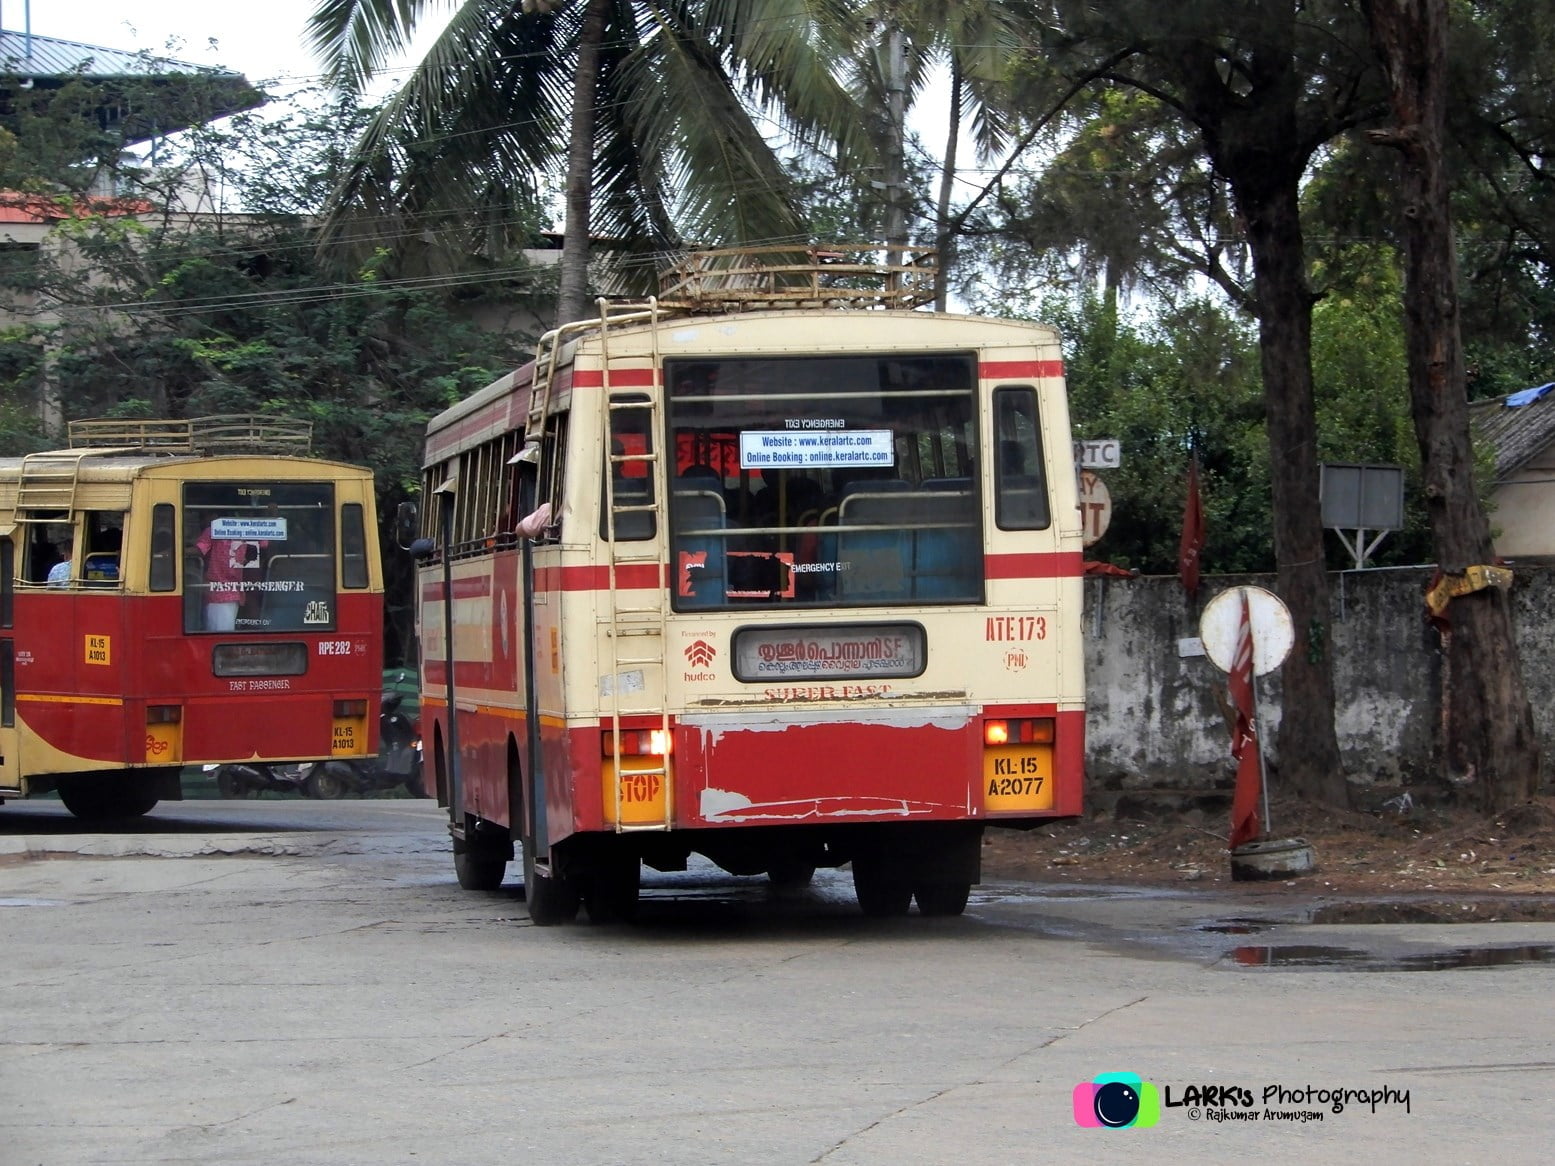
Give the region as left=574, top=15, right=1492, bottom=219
left=1469, top=383, right=1555, bottom=482
left=0, top=29, right=264, bottom=143
left=0, top=191, right=153, bottom=223
left=0, top=29, right=241, bottom=81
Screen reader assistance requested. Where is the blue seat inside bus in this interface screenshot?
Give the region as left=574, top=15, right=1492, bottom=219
left=834, top=485, right=978, bottom=602
left=672, top=486, right=726, bottom=608
left=908, top=490, right=979, bottom=599
left=833, top=482, right=912, bottom=601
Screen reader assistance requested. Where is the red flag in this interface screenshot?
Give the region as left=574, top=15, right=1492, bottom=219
left=1178, top=454, right=1205, bottom=599
left=1227, top=589, right=1262, bottom=849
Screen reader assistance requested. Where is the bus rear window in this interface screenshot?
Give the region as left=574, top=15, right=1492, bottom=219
left=665, top=355, right=982, bottom=611
left=183, top=482, right=336, bottom=634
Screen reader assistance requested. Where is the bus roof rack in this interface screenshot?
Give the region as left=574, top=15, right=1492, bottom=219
left=67, top=415, right=314, bottom=457
left=655, top=245, right=937, bottom=312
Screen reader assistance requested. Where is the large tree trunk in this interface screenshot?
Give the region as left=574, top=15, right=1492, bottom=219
left=555, top=0, right=612, bottom=328
left=1365, top=0, right=1541, bottom=811
left=1235, top=171, right=1348, bottom=808
left=1162, top=4, right=1348, bottom=808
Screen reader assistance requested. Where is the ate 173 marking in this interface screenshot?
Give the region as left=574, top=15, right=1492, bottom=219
left=985, top=615, right=1046, bottom=642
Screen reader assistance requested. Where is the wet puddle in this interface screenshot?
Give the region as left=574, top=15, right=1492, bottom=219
left=1225, top=943, right=1555, bottom=971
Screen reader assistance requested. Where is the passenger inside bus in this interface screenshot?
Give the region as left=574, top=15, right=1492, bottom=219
left=195, top=523, right=265, bottom=631
left=46, top=534, right=73, bottom=587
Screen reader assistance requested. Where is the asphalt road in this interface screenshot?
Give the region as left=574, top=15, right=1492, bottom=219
left=2, top=798, right=1552, bottom=1164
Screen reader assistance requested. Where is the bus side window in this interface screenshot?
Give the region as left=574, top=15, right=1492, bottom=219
left=149, top=504, right=177, bottom=591
left=601, top=394, right=655, bottom=541
left=82, top=511, right=125, bottom=586
left=535, top=411, right=568, bottom=544
left=993, top=387, right=1050, bottom=530
left=341, top=503, right=369, bottom=588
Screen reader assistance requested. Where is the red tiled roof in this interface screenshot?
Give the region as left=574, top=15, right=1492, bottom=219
left=0, top=192, right=154, bottom=224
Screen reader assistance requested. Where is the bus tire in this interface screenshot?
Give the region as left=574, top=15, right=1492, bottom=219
left=852, top=858, right=912, bottom=918
left=583, top=849, right=640, bottom=924
left=453, top=842, right=507, bottom=891
left=57, top=778, right=159, bottom=821
left=913, top=881, right=972, bottom=916
left=523, top=842, right=579, bottom=925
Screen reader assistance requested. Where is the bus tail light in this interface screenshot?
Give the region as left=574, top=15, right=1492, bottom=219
left=332, top=700, right=369, bottom=757
left=982, top=717, right=1057, bottom=813
left=984, top=717, right=1054, bottom=746
left=602, top=729, right=672, bottom=757
left=145, top=706, right=183, bottom=764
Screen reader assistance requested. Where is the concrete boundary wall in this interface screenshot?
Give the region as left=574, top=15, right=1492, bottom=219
left=1082, top=565, right=1554, bottom=796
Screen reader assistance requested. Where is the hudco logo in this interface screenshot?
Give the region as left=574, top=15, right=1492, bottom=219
left=684, top=639, right=717, bottom=667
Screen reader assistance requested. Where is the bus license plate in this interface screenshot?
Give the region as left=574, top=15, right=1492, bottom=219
left=982, top=747, right=1054, bottom=812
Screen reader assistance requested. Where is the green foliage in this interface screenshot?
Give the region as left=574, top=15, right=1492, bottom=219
left=0, top=87, right=552, bottom=661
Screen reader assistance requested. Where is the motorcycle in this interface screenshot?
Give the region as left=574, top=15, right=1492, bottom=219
left=208, top=761, right=312, bottom=799
left=299, top=688, right=426, bottom=800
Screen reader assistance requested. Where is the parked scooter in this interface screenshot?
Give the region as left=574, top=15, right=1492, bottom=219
left=208, top=761, right=312, bottom=799
left=299, top=688, right=426, bottom=799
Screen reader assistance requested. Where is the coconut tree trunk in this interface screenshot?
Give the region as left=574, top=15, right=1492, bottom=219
left=556, top=0, right=612, bottom=328
left=1365, top=0, right=1540, bottom=811
left=933, top=61, right=962, bottom=312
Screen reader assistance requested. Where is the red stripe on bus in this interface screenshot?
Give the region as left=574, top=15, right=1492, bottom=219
left=984, top=551, right=1084, bottom=579
left=571, top=368, right=658, bottom=388
left=979, top=360, right=1065, bottom=380
left=535, top=563, right=663, bottom=591
left=421, top=576, right=494, bottom=601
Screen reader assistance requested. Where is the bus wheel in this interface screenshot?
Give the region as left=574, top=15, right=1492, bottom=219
left=852, top=858, right=912, bottom=918
left=57, top=778, right=158, bottom=821
left=522, top=842, right=579, bottom=925
left=453, top=839, right=507, bottom=891
left=913, top=881, right=972, bottom=917
left=583, top=850, right=640, bottom=924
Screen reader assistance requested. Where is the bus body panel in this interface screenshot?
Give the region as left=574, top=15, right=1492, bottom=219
left=1, top=438, right=384, bottom=802
left=418, top=304, right=1087, bottom=899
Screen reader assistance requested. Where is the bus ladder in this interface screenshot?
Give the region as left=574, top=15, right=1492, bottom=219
left=597, top=297, right=673, bottom=834
left=14, top=450, right=96, bottom=518
left=524, top=298, right=666, bottom=444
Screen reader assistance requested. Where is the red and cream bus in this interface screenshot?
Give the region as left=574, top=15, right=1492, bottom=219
left=411, top=248, right=1084, bottom=922
left=0, top=416, right=383, bottom=818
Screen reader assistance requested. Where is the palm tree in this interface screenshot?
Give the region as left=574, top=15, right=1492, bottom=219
left=846, top=1, right=1022, bottom=307
left=307, top=0, right=870, bottom=326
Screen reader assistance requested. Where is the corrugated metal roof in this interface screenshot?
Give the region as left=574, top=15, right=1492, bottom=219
left=1469, top=385, right=1555, bottom=481
left=0, top=30, right=243, bottom=80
